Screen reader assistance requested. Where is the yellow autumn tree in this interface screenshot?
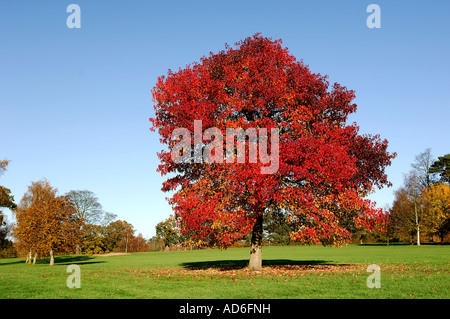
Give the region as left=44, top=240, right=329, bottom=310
left=14, top=179, right=83, bottom=265
left=422, top=183, right=450, bottom=242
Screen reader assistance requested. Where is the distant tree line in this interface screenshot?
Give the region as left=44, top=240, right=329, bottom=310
left=0, top=161, right=150, bottom=263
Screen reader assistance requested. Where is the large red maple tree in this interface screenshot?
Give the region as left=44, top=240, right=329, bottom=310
left=150, top=34, right=396, bottom=270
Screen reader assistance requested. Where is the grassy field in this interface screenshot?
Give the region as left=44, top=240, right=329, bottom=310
left=0, top=244, right=448, bottom=299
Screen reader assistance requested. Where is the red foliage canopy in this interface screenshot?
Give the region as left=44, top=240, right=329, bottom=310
left=150, top=34, right=396, bottom=248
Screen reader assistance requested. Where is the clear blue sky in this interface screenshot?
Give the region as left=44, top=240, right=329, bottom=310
left=1, top=0, right=449, bottom=238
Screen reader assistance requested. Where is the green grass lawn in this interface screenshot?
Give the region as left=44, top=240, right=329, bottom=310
left=0, top=244, right=448, bottom=299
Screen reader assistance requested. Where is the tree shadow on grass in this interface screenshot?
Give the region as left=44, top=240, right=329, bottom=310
left=0, top=259, right=24, bottom=267
left=181, top=259, right=350, bottom=271
left=0, top=255, right=105, bottom=266
left=37, top=255, right=106, bottom=266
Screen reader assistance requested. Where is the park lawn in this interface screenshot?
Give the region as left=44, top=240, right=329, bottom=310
left=0, top=244, right=448, bottom=299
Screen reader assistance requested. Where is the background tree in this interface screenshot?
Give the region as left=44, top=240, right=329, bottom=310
left=148, top=236, right=165, bottom=251
left=102, top=220, right=133, bottom=253
left=422, top=183, right=450, bottom=242
left=399, top=148, right=440, bottom=245
left=79, top=219, right=140, bottom=254
left=350, top=204, right=394, bottom=245
left=117, top=222, right=135, bottom=253
left=99, top=212, right=118, bottom=227
left=14, top=179, right=83, bottom=265
left=389, top=169, right=445, bottom=245
left=403, top=171, right=427, bottom=245
left=429, top=154, right=450, bottom=184
left=411, top=148, right=437, bottom=188
left=156, top=216, right=181, bottom=250
left=0, top=160, right=9, bottom=175
left=66, top=190, right=114, bottom=254
left=80, top=224, right=107, bottom=254
left=0, top=212, right=9, bottom=246
left=390, top=149, right=441, bottom=245
left=17, top=178, right=57, bottom=209
left=380, top=204, right=400, bottom=245
left=150, top=34, right=396, bottom=270
left=14, top=178, right=58, bottom=263
left=128, top=233, right=150, bottom=252
left=0, top=211, right=16, bottom=258
left=0, top=160, right=16, bottom=211
left=66, top=190, right=104, bottom=225
left=0, top=159, right=17, bottom=258
left=390, top=187, right=417, bottom=243
left=0, top=186, right=16, bottom=212
left=372, top=206, right=397, bottom=244
left=263, top=210, right=292, bottom=245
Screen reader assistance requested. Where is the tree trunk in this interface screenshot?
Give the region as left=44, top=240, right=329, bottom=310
left=33, top=253, right=37, bottom=264
left=26, top=250, right=31, bottom=264
left=414, top=201, right=421, bottom=246
left=249, top=214, right=263, bottom=271
left=49, top=249, right=54, bottom=266
left=75, top=244, right=80, bottom=255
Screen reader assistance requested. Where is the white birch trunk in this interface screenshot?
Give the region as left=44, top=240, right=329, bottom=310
left=25, top=250, right=31, bottom=264
left=49, top=249, right=54, bottom=266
